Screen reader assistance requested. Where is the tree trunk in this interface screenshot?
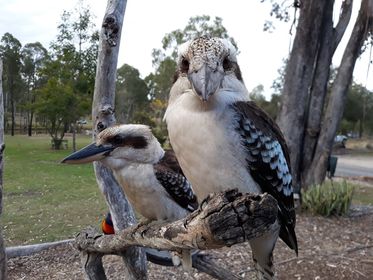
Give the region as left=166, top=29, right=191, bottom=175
left=277, top=0, right=331, bottom=192
left=72, top=122, right=77, bottom=152
left=28, top=111, right=33, bottom=136
left=306, top=0, right=373, bottom=185
left=302, top=0, right=352, bottom=186
left=0, top=59, right=8, bottom=279
left=10, top=93, right=15, bottom=136
left=278, top=0, right=373, bottom=191
left=89, top=0, right=147, bottom=279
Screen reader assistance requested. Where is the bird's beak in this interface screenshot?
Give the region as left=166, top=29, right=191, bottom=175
left=61, top=143, right=115, bottom=164
left=188, top=63, right=224, bottom=101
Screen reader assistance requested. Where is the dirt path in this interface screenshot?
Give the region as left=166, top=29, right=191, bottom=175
left=334, top=154, right=373, bottom=178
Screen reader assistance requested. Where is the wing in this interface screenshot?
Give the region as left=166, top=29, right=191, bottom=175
left=154, top=150, right=198, bottom=212
left=232, top=101, right=298, bottom=254
left=157, top=149, right=185, bottom=175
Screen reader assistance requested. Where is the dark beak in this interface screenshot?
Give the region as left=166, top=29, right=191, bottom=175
left=188, top=64, right=224, bottom=101
left=61, top=143, right=115, bottom=164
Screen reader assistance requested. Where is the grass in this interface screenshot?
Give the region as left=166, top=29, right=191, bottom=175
left=1, top=134, right=107, bottom=246
left=345, top=138, right=373, bottom=153
left=352, top=184, right=373, bottom=205
left=302, top=180, right=355, bottom=216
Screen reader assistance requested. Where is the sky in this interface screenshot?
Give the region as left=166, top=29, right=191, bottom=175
left=0, top=0, right=372, bottom=99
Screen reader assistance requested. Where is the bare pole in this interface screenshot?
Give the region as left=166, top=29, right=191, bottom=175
left=87, top=0, right=147, bottom=279
left=0, top=59, right=8, bottom=278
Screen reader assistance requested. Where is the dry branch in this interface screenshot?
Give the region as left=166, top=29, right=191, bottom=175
left=75, top=190, right=278, bottom=257
left=6, top=239, right=74, bottom=259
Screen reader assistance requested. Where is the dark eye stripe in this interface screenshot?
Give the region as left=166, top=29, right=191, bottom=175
left=124, top=135, right=148, bottom=149
left=107, top=135, right=148, bottom=149
left=180, top=57, right=189, bottom=73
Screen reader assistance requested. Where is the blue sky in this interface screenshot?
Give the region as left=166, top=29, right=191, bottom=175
left=0, top=0, right=371, bottom=99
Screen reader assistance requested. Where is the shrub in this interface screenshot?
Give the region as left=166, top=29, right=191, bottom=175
left=302, top=180, right=354, bottom=216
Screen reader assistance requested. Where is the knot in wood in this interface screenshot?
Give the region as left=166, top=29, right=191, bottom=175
left=103, top=14, right=119, bottom=47
left=99, top=105, right=115, bottom=116
left=96, top=122, right=106, bottom=132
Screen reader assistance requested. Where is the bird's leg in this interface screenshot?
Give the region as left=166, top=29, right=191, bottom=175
left=249, top=225, right=279, bottom=280
left=181, top=249, right=192, bottom=270
left=171, top=249, right=193, bottom=270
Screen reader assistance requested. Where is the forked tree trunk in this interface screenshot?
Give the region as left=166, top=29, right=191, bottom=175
left=0, top=60, right=8, bottom=279
left=88, top=0, right=147, bottom=279
left=301, top=0, right=352, bottom=180
left=306, top=0, right=373, bottom=185
left=278, top=0, right=373, bottom=191
left=277, top=0, right=332, bottom=192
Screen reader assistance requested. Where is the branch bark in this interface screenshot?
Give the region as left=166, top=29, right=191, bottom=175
left=75, top=190, right=278, bottom=259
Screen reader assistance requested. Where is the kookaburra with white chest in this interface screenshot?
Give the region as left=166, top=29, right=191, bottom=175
left=164, top=36, right=298, bottom=279
left=62, top=124, right=198, bottom=267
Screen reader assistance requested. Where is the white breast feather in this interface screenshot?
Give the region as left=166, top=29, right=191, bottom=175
left=165, top=85, right=261, bottom=202
left=113, top=164, right=189, bottom=221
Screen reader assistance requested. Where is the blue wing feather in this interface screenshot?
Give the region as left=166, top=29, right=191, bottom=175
left=232, top=101, right=298, bottom=254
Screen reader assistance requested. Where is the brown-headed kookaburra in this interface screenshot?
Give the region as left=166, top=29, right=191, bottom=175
left=164, top=36, right=298, bottom=279
left=62, top=124, right=198, bottom=268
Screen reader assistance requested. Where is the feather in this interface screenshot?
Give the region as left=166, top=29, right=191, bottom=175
left=154, top=150, right=198, bottom=212
left=232, top=101, right=297, bottom=254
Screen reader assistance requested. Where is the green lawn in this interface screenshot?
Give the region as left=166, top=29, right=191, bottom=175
left=1, top=134, right=107, bottom=246
left=352, top=184, right=373, bottom=206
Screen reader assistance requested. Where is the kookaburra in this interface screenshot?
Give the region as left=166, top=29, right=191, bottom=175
left=164, top=36, right=298, bottom=279
left=62, top=124, right=198, bottom=267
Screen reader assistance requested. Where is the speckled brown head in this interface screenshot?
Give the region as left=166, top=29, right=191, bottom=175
left=176, top=36, right=242, bottom=101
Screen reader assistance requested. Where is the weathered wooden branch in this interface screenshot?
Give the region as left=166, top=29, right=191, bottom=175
left=6, top=239, right=74, bottom=259
left=0, top=58, right=7, bottom=279
left=75, top=190, right=278, bottom=258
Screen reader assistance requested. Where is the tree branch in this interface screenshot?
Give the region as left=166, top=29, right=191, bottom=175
left=333, top=0, right=353, bottom=49
left=75, top=190, right=279, bottom=255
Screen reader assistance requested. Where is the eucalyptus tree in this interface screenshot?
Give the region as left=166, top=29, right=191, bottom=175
left=262, top=0, right=373, bottom=190
left=21, top=42, right=48, bottom=136
left=342, top=83, right=373, bottom=137
left=35, top=4, right=98, bottom=149
left=116, top=64, right=150, bottom=125
left=0, top=33, right=23, bottom=136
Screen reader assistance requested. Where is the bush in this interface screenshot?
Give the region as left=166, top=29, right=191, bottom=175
left=302, top=180, right=354, bottom=216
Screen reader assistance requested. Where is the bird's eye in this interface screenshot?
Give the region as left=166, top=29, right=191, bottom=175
left=180, top=57, right=190, bottom=73
left=223, top=57, right=231, bottom=71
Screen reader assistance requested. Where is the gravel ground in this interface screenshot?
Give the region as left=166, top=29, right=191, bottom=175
left=7, top=206, right=373, bottom=280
